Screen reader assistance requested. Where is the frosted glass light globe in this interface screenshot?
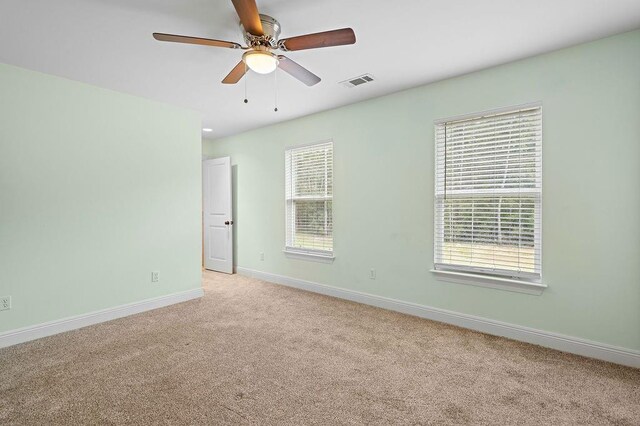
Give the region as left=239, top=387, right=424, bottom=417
left=243, top=50, right=278, bottom=74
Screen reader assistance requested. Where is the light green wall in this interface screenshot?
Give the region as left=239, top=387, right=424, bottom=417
left=0, top=64, right=202, bottom=333
left=204, top=30, right=640, bottom=351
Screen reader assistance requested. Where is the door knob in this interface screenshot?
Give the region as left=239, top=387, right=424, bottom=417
left=225, top=220, right=234, bottom=225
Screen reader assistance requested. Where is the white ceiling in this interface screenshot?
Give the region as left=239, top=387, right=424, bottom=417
left=1, top=0, right=639, bottom=139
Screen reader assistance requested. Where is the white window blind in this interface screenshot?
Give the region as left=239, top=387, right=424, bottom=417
left=434, top=105, right=542, bottom=280
left=285, top=141, right=333, bottom=255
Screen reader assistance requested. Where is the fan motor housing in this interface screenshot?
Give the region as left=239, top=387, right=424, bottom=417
left=242, top=14, right=281, bottom=48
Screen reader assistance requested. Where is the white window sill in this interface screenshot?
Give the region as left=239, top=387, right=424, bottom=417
left=283, top=249, right=335, bottom=263
left=430, top=269, right=547, bottom=295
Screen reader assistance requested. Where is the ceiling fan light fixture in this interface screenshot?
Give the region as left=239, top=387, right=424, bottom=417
left=243, top=50, right=278, bottom=74
left=153, top=1, right=356, bottom=87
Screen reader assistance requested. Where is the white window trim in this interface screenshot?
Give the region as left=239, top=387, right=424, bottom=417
left=433, top=102, right=544, bottom=292
left=430, top=269, right=547, bottom=295
left=283, top=248, right=335, bottom=263
left=433, top=101, right=542, bottom=125
left=284, top=140, right=334, bottom=261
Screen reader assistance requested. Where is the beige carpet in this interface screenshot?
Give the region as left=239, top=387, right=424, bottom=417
left=1, top=272, right=639, bottom=425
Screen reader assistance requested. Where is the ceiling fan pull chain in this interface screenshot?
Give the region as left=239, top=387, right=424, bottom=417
left=243, top=62, right=249, bottom=104
left=274, top=68, right=278, bottom=112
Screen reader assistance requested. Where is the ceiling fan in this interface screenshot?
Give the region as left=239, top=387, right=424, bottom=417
left=152, top=0, right=356, bottom=87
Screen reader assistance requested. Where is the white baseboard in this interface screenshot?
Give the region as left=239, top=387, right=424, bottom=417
left=0, top=288, right=204, bottom=349
left=237, top=267, right=640, bottom=369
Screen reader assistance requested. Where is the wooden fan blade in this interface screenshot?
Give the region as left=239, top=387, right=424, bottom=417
left=222, top=61, right=247, bottom=84
left=280, top=28, right=355, bottom=51
left=231, top=0, right=263, bottom=36
left=153, top=33, right=241, bottom=49
left=277, top=56, right=321, bottom=86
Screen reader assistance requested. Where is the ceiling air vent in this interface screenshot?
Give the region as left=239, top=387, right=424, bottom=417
left=340, top=74, right=375, bottom=88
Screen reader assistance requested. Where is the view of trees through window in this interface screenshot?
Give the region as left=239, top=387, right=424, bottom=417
left=441, top=197, right=536, bottom=272
left=435, top=107, right=542, bottom=278
left=293, top=200, right=333, bottom=249
left=285, top=142, right=333, bottom=253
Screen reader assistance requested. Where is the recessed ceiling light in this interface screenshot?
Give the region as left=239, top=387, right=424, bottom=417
left=202, top=128, right=213, bottom=132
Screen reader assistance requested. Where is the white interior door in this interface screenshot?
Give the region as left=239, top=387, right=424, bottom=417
left=203, top=157, right=233, bottom=273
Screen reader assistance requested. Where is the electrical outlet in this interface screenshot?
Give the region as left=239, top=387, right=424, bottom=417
left=151, top=271, right=159, bottom=283
left=369, top=269, right=376, bottom=280
left=0, top=296, right=11, bottom=311
left=260, top=252, right=265, bottom=261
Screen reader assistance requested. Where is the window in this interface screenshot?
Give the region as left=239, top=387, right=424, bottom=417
left=285, top=141, right=333, bottom=257
left=434, top=105, right=542, bottom=282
